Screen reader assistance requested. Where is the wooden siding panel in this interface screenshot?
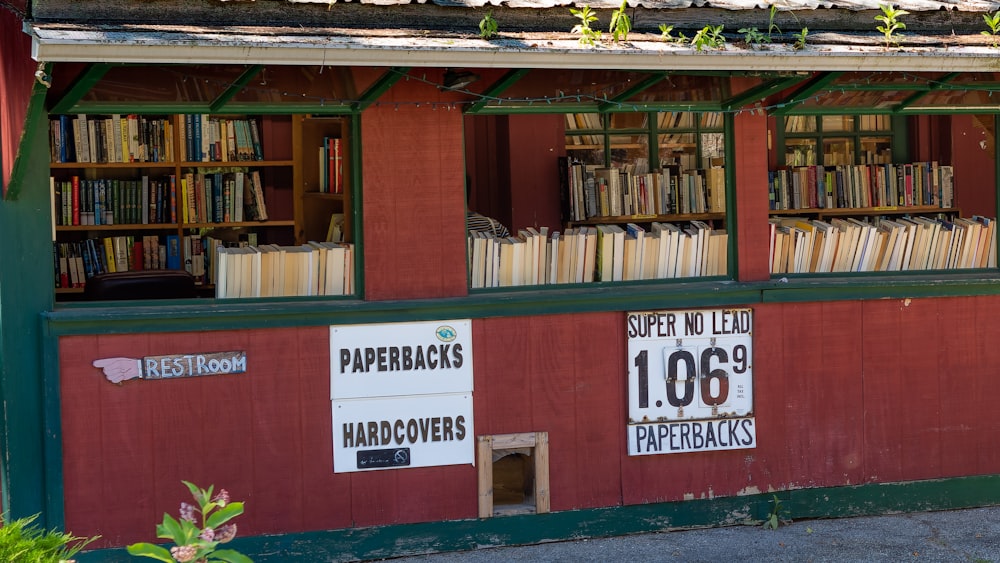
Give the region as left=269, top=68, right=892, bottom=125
left=571, top=312, right=625, bottom=509
left=60, top=336, right=112, bottom=540
left=747, top=304, right=792, bottom=493
left=733, top=104, right=771, bottom=282
left=296, top=327, right=353, bottom=531
left=937, top=297, right=984, bottom=477
left=246, top=329, right=306, bottom=533
left=360, top=77, right=467, bottom=301
left=861, top=299, right=907, bottom=483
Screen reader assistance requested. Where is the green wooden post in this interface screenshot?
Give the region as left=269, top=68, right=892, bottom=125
left=0, top=76, right=58, bottom=526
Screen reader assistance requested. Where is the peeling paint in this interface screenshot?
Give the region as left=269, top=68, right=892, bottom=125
left=737, top=485, right=761, bottom=496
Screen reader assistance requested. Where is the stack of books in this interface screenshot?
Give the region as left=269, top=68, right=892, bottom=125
left=214, top=242, right=354, bottom=298
left=769, top=215, right=996, bottom=274
left=468, top=222, right=727, bottom=289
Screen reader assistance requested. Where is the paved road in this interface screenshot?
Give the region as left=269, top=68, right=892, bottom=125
left=389, top=506, right=1000, bottom=562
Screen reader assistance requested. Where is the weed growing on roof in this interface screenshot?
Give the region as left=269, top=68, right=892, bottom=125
left=570, top=5, right=602, bottom=46
left=658, top=24, right=688, bottom=44
left=983, top=12, right=1000, bottom=48
left=479, top=11, right=498, bottom=40
left=793, top=27, right=809, bottom=50
left=739, top=26, right=770, bottom=49
left=691, top=25, right=726, bottom=51
left=609, top=0, right=632, bottom=44
left=767, top=4, right=782, bottom=40
left=875, top=3, right=908, bottom=48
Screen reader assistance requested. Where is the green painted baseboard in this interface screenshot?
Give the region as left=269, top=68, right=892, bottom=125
left=76, top=475, right=1000, bottom=562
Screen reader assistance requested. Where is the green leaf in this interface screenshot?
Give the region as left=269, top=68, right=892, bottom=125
left=210, top=549, right=255, bottom=563
left=206, top=502, right=245, bottom=529
left=156, top=514, right=185, bottom=542
left=184, top=481, right=212, bottom=508
left=126, top=542, right=175, bottom=562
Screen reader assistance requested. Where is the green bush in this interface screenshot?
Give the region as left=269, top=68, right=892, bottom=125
left=0, top=513, right=96, bottom=563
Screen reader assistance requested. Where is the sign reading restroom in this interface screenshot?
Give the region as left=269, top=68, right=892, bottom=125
left=626, top=308, right=755, bottom=456
left=330, top=320, right=474, bottom=472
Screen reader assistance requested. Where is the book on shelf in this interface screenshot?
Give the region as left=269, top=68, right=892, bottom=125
left=50, top=114, right=174, bottom=164
left=214, top=242, right=354, bottom=298
left=467, top=221, right=727, bottom=289
left=769, top=161, right=955, bottom=212
left=52, top=175, right=175, bottom=226
left=768, top=214, right=997, bottom=274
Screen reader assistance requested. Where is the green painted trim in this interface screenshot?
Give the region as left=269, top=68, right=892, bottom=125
left=353, top=67, right=410, bottom=112
left=67, top=102, right=213, bottom=114
left=41, top=326, right=65, bottom=531
left=350, top=115, right=365, bottom=299
left=897, top=106, right=1000, bottom=115
left=772, top=72, right=843, bottom=116
left=465, top=69, right=530, bottom=114
left=49, top=63, right=111, bottom=115
left=724, top=111, right=737, bottom=278
left=43, top=272, right=1000, bottom=337
left=75, top=475, right=1000, bottom=563
left=894, top=72, right=959, bottom=111
left=598, top=72, right=667, bottom=112
left=722, top=75, right=805, bottom=111
left=761, top=274, right=1000, bottom=302
left=6, top=65, right=52, bottom=201
left=468, top=103, right=598, bottom=115
left=833, top=83, right=931, bottom=92
left=65, top=102, right=355, bottom=115
left=208, top=65, right=263, bottom=113
left=783, top=106, right=896, bottom=115
left=0, top=71, right=58, bottom=526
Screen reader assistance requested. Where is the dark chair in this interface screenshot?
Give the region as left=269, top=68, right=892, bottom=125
left=83, top=270, right=197, bottom=301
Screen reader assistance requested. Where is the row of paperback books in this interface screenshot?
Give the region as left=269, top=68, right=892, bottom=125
left=564, top=160, right=726, bottom=221
left=769, top=215, right=996, bottom=274
left=181, top=115, right=263, bottom=163
left=49, top=114, right=174, bottom=164
left=215, top=242, right=354, bottom=298
left=52, top=169, right=269, bottom=227
left=317, top=136, right=345, bottom=194
left=53, top=234, right=185, bottom=289
left=180, top=169, right=269, bottom=223
left=468, top=222, right=727, bottom=289
left=52, top=175, right=176, bottom=226
left=768, top=161, right=955, bottom=211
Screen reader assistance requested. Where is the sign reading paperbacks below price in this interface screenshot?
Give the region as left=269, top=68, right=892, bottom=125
left=626, top=308, right=755, bottom=456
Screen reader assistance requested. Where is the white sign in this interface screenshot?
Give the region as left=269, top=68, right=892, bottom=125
left=626, top=308, right=755, bottom=456
left=330, top=319, right=475, bottom=472
left=333, top=393, right=474, bottom=472
left=331, top=320, right=472, bottom=400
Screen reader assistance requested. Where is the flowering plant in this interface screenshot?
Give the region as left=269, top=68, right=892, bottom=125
left=127, top=481, right=251, bottom=563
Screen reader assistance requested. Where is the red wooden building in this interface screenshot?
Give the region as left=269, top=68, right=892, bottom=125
left=4, top=0, right=1000, bottom=560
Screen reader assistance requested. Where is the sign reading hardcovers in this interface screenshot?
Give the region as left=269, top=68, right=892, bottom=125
left=331, top=320, right=474, bottom=472
left=626, top=309, right=755, bottom=456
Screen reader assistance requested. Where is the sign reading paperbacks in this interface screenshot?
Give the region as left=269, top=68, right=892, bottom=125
left=627, top=308, right=755, bottom=456
left=330, top=320, right=474, bottom=473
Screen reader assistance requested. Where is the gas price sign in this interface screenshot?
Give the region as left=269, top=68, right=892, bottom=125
left=626, top=308, right=755, bottom=456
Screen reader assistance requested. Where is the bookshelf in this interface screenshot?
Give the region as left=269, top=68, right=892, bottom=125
left=771, top=114, right=995, bottom=274
left=49, top=113, right=353, bottom=299
left=293, top=115, right=351, bottom=244
left=468, top=110, right=729, bottom=289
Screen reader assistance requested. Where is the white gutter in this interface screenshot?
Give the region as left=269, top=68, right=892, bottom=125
left=26, top=24, right=1000, bottom=73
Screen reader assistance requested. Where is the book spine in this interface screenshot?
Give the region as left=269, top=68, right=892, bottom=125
left=248, top=118, right=263, bottom=160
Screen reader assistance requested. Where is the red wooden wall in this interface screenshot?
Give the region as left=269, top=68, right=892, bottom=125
left=0, top=6, right=35, bottom=194
left=60, top=296, right=1000, bottom=547
left=56, top=75, right=1000, bottom=548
